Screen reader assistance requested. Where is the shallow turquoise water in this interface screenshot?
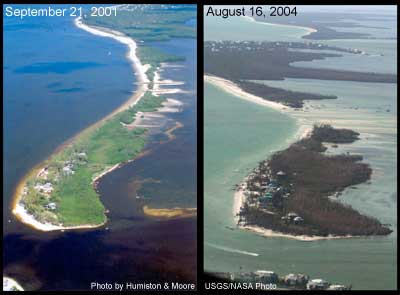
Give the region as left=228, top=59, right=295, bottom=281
left=205, top=9, right=308, bottom=42
left=291, top=39, right=397, bottom=74
left=253, top=78, right=397, bottom=228
left=204, top=9, right=397, bottom=290
left=204, top=81, right=397, bottom=290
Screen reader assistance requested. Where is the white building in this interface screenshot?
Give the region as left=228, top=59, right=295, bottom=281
left=63, top=164, right=74, bottom=175
left=328, top=284, right=348, bottom=290
left=307, top=279, right=329, bottom=290
left=34, top=182, right=53, bottom=194
left=45, top=202, right=57, bottom=210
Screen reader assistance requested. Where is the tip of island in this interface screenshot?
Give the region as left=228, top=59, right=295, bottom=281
left=11, top=12, right=195, bottom=232
left=235, top=124, right=392, bottom=241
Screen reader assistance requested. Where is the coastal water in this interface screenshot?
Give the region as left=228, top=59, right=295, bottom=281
left=205, top=11, right=309, bottom=42
left=4, top=5, right=196, bottom=290
left=204, top=9, right=397, bottom=290
left=4, top=5, right=135, bottom=229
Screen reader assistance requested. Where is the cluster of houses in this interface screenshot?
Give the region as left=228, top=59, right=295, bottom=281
left=28, top=151, right=88, bottom=212
left=240, top=162, right=306, bottom=225
left=213, top=271, right=350, bottom=290
left=34, top=182, right=54, bottom=194
left=281, top=212, right=304, bottom=225
left=284, top=273, right=349, bottom=290
left=205, top=40, right=365, bottom=56
left=245, top=164, right=290, bottom=206
left=63, top=152, right=87, bottom=176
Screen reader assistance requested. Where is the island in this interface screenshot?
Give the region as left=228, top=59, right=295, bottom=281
left=236, top=124, right=392, bottom=239
left=253, top=11, right=393, bottom=40
left=205, top=40, right=396, bottom=108
left=12, top=4, right=197, bottom=231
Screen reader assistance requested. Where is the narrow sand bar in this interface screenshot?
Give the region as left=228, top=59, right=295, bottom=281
left=11, top=17, right=150, bottom=231
left=143, top=206, right=197, bottom=218
left=243, top=15, right=318, bottom=37
left=205, top=74, right=312, bottom=139
left=205, top=75, right=287, bottom=112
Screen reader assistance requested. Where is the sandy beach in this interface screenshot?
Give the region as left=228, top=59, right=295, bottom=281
left=3, top=277, right=24, bottom=291
left=219, top=76, right=363, bottom=241
left=231, top=127, right=359, bottom=242
left=205, top=74, right=322, bottom=242
left=243, top=15, right=317, bottom=37
left=234, top=186, right=361, bottom=242
left=205, top=74, right=312, bottom=141
left=11, top=17, right=150, bottom=232
left=205, top=75, right=287, bottom=112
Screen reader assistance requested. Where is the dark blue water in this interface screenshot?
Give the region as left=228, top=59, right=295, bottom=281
left=3, top=5, right=196, bottom=290
left=96, top=38, right=197, bottom=239
left=4, top=5, right=134, bottom=229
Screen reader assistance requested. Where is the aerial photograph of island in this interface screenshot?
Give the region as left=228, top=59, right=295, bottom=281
left=4, top=4, right=197, bottom=291
left=204, top=5, right=396, bottom=290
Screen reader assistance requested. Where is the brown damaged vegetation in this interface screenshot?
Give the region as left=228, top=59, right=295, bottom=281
left=241, top=125, right=392, bottom=237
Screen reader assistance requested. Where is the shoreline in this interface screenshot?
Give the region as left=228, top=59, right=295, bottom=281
left=231, top=125, right=387, bottom=241
left=11, top=17, right=150, bottom=232
left=204, top=74, right=312, bottom=141
left=3, top=277, right=24, bottom=291
left=205, top=75, right=287, bottom=112
left=205, top=76, right=385, bottom=242
left=243, top=15, right=317, bottom=37
left=210, top=73, right=329, bottom=242
left=233, top=187, right=363, bottom=242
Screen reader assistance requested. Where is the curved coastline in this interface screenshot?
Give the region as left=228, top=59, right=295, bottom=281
left=233, top=182, right=365, bottom=242
left=205, top=74, right=375, bottom=242
left=204, top=74, right=312, bottom=140
left=3, top=277, right=24, bottom=291
left=205, top=75, right=287, bottom=112
left=11, top=17, right=149, bottom=232
left=243, top=15, right=317, bottom=37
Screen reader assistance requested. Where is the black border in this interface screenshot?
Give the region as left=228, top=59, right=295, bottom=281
left=2, top=1, right=399, bottom=293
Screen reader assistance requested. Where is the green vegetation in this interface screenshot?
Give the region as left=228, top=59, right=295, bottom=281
left=21, top=92, right=165, bottom=226
left=119, top=91, right=165, bottom=124
left=83, top=5, right=192, bottom=87
left=19, top=5, right=190, bottom=228
left=83, top=4, right=197, bottom=42
left=137, top=45, right=185, bottom=84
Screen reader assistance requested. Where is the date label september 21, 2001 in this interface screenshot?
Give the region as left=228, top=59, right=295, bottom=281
left=4, top=6, right=117, bottom=19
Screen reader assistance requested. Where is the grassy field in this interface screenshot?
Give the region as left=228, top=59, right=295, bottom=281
left=22, top=92, right=165, bottom=226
